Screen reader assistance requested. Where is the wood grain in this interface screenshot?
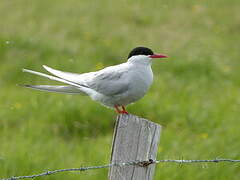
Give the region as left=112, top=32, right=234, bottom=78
left=109, top=114, right=161, bottom=180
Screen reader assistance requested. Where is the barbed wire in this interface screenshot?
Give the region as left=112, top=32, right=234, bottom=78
left=1, top=159, right=239, bottom=180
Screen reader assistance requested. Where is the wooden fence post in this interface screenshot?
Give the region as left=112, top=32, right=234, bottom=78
left=108, top=114, right=161, bottom=180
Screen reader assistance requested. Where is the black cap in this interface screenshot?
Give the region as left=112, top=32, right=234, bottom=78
left=128, top=47, right=154, bottom=59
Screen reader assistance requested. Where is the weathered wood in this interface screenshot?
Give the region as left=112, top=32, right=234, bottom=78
left=108, top=114, right=161, bottom=180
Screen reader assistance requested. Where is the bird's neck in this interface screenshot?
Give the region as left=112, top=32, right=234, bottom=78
left=127, top=56, right=152, bottom=66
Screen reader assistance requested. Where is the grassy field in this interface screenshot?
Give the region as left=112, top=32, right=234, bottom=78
left=0, top=0, right=239, bottom=179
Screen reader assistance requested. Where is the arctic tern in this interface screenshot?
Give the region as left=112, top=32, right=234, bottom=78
left=22, top=47, right=168, bottom=114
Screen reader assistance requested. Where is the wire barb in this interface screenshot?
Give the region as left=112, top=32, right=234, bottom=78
left=137, top=159, right=154, bottom=167
left=1, top=159, right=239, bottom=180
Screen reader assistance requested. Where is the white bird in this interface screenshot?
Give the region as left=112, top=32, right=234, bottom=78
left=22, top=47, right=168, bottom=114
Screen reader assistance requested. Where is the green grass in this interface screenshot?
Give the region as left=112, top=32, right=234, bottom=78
left=0, top=0, right=240, bottom=179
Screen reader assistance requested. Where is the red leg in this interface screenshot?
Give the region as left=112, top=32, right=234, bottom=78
left=121, top=106, right=129, bottom=114
left=114, top=105, right=122, bottom=114
left=114, top=105, right=129, bottom=114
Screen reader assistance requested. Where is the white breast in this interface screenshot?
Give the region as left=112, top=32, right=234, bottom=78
left=93, top=63, right=153, bottom=107
left=126, top=64, right=153, bottom=102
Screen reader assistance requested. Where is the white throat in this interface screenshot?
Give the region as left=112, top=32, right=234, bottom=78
left=127, top=55, right=152, bottom=66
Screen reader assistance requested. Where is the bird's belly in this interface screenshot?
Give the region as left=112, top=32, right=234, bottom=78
left=90, top=66, right=153, bottom=108
left=93, top=76, right=152, bottom=108
left=96, top=92, right=145, bottom=108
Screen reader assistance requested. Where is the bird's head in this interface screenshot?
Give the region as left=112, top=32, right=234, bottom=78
left=127, top=47, right=168, bottom=65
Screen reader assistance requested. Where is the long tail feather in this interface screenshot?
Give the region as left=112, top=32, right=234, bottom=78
left=23, top=69, right=83, bottom=88
left=20, top=85, right=85, bottom=94
left=42, top=65, right=85, bottom=84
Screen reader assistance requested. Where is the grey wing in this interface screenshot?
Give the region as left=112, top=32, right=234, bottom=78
left=42, top=64, right=129, bottom=96
left=86, top=65, right=129, bottom=96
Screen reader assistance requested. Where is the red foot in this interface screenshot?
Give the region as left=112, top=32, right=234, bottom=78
left=114, top=105, right=129, bottom=114
left=121, top=106, right=129, bottom=114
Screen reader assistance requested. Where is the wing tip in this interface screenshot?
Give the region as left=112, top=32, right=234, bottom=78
left=17, top=84, right=31, bottom=88
left=42, top=65, right=50, bottom=70
left=22, top=68, right=28, bottom=72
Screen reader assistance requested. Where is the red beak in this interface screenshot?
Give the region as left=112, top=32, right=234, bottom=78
left=149, top=54, right=168, bottom=59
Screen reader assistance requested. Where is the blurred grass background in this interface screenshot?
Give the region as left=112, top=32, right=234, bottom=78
left=0, top=0, right=239, bottom=179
